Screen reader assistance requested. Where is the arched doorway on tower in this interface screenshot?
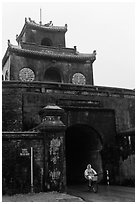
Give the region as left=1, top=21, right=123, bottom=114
left=65, top=124, right=103, bottom=185
left=44, top=68, right=62, bottom=83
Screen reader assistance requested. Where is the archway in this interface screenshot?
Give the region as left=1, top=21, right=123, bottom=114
left=44, top=68, right=62, bottom=83
left=41, top=38, right=53, bottom=46
left=65, top=124, right=103, bottom=185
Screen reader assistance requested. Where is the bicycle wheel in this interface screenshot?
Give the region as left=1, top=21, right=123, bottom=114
left=92, top=182, right=98, bottom=193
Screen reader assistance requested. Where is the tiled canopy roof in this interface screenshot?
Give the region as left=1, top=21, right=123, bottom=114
left=28, top=21, right=67, bottom=32
left=6, top=43, right=96, bottom=62
left=16, top=18, right=67, bottom=42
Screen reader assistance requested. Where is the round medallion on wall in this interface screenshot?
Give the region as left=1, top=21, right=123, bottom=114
left=19, top=68, right=35, bottom=82
left=72, top=73, right=86, bottom=85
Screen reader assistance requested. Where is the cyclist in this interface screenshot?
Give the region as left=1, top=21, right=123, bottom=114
left=84, top=164, right=97, bottom=188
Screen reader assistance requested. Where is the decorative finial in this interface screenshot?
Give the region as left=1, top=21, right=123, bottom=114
left=44, top=21, right=53, bottom=27
left=8, top=40, right=11, bottom=46
left=28, top=17, right=32, bottom=22
left=93, top=50, right=97, bottom=55
left=16, top=34, right=18, bottom=39
left=39, top=8, right=42, bottom=25
left=65, top=24, right=67, bottom=28
left=74, top=46, right=77, bottom=53
left=25, top=17, right=27, bottom=23
left=28, top=17, right=36, bottom=24
left=49, top=21, right=53, bottom=26
left=32, top=20, right=36, bottom=24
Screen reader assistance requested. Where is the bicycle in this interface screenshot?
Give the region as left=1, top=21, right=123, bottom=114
left=87, top=174, right=98, bottom=193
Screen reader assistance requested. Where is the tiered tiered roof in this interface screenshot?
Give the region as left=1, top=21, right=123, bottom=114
left=3, top=18, right=96, bottom=65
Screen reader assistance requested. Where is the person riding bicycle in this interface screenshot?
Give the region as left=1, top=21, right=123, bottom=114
left=84, top=164, right=97, bottom=187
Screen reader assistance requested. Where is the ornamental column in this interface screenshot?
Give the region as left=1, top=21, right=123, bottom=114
left=37, top=104, right=66, bottom=192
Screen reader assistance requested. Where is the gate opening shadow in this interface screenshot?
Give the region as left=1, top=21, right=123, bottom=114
left=65, top=124, right=103, bottom=185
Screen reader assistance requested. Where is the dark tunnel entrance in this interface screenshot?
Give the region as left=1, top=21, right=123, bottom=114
left=65, top=124, right=103, bottom=185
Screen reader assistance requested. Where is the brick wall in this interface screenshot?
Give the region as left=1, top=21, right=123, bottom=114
left=2, top=87, right=23, bottom=131
left=2, top=81, right=135, bottom=133
left=2, top=130, right=66, bottom=194
left=10, top=54, right=93, bottom=84
left=2, top=132, right=45, bottom=194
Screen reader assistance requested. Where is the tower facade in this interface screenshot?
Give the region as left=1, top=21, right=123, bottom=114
left=2, top=18, right=96, bottom=85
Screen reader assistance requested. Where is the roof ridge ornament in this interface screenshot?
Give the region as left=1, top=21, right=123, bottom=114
left=93, top=50, right=97, bottom=56
left=25, top=17, right=36, bottom=24
left=44, top=21, right=53, bottom=27
left=28, top=17, right=36, bottom=24
left=39, top=8, right=42, bottom=25
left=21, top=17, right=67, bottom=33
left=8, top=40, right=11, bottom=47
left=74, top=46, right=77, bottom=54
left=16, top=34, right=18, bottom=40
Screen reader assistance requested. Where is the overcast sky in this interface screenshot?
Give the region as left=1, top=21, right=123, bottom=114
left=2, top=1, right=135, bottom=89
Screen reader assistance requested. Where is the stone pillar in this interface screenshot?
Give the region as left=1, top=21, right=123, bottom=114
left=37, top=104, right=66, bottom=192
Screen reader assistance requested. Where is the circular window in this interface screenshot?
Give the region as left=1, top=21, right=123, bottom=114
left=72, top=73, right=86, bottom=85
left=19, top=68, right=35, bottom=82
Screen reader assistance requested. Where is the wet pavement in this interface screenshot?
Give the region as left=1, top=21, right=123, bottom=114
left=67, top=184, right=135, bottom=202
left=2, top=184, right=135, bottom=202
left=2, top=191, right=83, bottom=202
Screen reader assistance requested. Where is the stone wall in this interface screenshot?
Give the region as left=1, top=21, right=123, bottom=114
left=10, top=54, right=93, bottom=84
left=2, top=131, right=66, bottom=194
left=2, top=132, right=44, bottom=194
left=2, top=81, right=135, bottom=133
left=2, top=87, right=23, bottom=131
left=119, top=154, right=135, bottom=185
left=2, top=81, right=135, bottom=190
left=24, top=27, right=66, bottom=47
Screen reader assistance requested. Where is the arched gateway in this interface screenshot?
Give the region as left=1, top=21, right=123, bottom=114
left=65, top=124, right=103, bottom=185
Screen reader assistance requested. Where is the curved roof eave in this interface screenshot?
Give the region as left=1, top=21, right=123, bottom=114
left=8, top=44, right=96, bottom=62
left=16, top=22, right=27, bottom=43
left=2, top=47, right=10, bottom=67
left=16, top=20, right=67, bottom=43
